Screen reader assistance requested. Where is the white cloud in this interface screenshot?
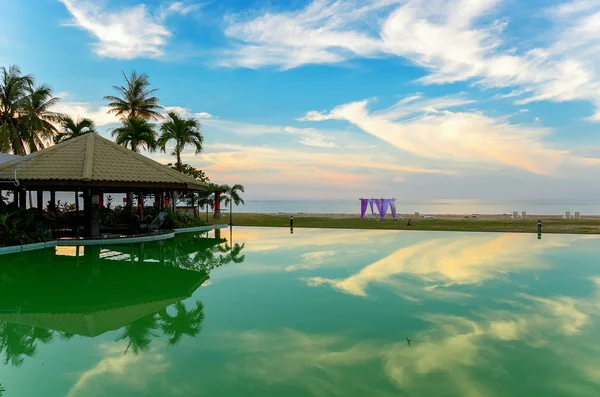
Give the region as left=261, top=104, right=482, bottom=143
left=164, top=106, right=214, bottom=119
left=158, top=1, right=203, bottom=20
left=299, top=134, right=338, bottom=148
left=306, top=233, right=572, bottom=297
left=223, top=0, right=600, bottom=119
left=301, top=94, right=579, bottom=175
left=286, top=250, right=338, bottom=271
left=195, top=111, right=214, bottom=119
left=59, top=0, right=173, bottom=59
left=52, top=95, right=119, bottom=127
left=297, top=110, right=334, bottom=122
left=67, top=343, right=169, bottom=397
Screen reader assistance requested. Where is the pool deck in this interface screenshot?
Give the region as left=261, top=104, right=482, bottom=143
left=0, top=224, right=229, bottom=255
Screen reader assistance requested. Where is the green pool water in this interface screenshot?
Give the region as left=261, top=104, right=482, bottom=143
left=1, top=227, right=599, bottom=396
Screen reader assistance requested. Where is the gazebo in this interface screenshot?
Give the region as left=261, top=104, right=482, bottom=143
left=0, top=134, right=207, bottom=237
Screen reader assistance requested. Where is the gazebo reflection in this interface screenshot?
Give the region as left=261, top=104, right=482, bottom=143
left=0, top=232, right=244, bottom=365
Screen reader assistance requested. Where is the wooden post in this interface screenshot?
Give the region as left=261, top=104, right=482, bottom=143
left=19, top=188, right=26, bottom=208
left=36, top=190, right=43, bottom=212
left=75, top=190, right=80, bottom=235
left=50, top=190, right=56, bottom=210
left=13, top=189, right=19, bottom=206
left=83, top=189, right=92, bottom=237
left=127, top=192, right=133, bottom=218
left=91, top=190, right=100, bottom=237
left=138, top=191, right=144, bottom=220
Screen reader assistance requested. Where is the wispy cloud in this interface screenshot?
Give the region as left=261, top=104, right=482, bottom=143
left=164, top=106, right=214, bottom=119
left=223, top=0, right=600, bottom=120
left=301, top=94, right=576, bottom=175
left=59, top=0, right=199, bottom=59
left=52, top=94, right=119, bottom=127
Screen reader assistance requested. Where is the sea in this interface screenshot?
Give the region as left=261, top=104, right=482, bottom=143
left=234, top=199, right=600, bottom=216
left=22, top=194, right=600, bottom=216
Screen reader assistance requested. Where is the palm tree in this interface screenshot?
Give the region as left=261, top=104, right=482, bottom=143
left=104, top=71, right=163, bottom=121
left=0, top=65, right=61, bottom=154
left=54, top=116, right=97, bottom=143
left=116, top=313, right=159, bottom=355
left=24, top=84, right=61, bottom=148
left=222, top=184, right=245, bottom=226
left=111, top=118, right=157, bottom=152
left=158, top=112, right=203, bottom=171
left=159, top=301, right=205, bottom=346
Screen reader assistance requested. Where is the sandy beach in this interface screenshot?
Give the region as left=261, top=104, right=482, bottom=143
left=262, top=212, right=600, bottom=220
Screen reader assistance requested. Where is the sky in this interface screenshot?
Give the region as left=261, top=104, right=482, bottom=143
left=2, top=0, right=600, bottom=200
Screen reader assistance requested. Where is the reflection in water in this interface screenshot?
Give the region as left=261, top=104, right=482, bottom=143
left=0, top=232, right=245, bottom=364
left=306, top=233, right=574, bottom=298
left=2, top=228, right=600, bottom=396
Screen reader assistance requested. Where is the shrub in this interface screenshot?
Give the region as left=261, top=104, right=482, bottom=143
left=0, top=202, right=51, bottom=247
left=162, top=208, right=206, bottom=229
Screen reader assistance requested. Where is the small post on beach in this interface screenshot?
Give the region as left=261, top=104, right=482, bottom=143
left=290, top=216, right=294, bottom=234
left=537, top=220, right=542, bottom=234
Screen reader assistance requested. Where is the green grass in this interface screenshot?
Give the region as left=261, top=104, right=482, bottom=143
left=209, top=213, right=600, bottom=234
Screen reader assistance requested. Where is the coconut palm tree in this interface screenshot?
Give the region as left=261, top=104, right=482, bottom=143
left=111, top=118, right=157, bottom=152
left=0, top=65, right=61, bottom=154
left=104, top=71, right=163, bottom=121
left=116, top=313, right=160, bottom=355
left=54, top=116, right=97, bottom=143
left=157, top=112, right=203, bottom=172
left=24, top=84, right=61, bottom=148
left=222, top=184, right=245, bottom=226
left=159, top=301, right=205, bottom=346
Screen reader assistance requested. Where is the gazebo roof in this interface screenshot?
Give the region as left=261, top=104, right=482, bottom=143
left=0, top=134, right=207, bottom=191
left=0, top=152, right=19, bottom=165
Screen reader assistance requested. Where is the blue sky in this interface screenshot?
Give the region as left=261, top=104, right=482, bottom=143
left=2, top=0, right=600, bottom=199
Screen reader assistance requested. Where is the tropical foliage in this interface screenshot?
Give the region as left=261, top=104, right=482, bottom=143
left=111, top=117, right=157, bottom=152
left=162, top=207, right=206, bottom=229
left=209, top=184, right=245, bottom=224
left=0, top=201, right=50, bottom=247
left=0, top=65, right=61, bottom=154
left=104, top=71, right=163, bottom=120
left=54, top=116, right=97, bottom=143
left=158, top=112, right=203, bottom=171
left=167, top=163, right=210, bottom=184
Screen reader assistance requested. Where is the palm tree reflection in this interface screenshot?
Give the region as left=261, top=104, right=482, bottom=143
left=160, top=301, right=205, bottom=346
left=0, top=323, right=54, bottom=367
left=0, top=232, right=245, bottom=363
left=117, top=314, right=160, bottom=356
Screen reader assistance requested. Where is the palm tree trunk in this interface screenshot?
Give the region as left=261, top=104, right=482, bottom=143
left=229, top=204, right=233, bottom=226
left=176, top=151, right=182, bottom=172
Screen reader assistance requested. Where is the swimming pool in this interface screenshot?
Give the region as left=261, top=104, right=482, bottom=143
left=0, top=227, right=599, bottom=396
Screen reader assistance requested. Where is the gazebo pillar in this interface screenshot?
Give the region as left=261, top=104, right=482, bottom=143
left=36, top=190, right=43, bottom=212
left=83, top=189, right=101, bottom=237
left=19, top=188, right=26, bottom=208
left=138, top=191, right=144, bottom=220
left=12, top=189, right=19, bottom=206
left=50, top=190, right=56, bottom=210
